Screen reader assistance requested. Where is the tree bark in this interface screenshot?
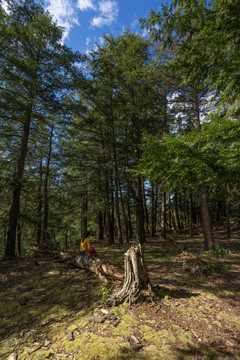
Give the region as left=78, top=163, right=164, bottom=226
left=106, top=179, right=114, bottom=245
left=112, top=125, right=123, bottom=246
left=16, top=220, right=22, bottom=257
left=143, top=181, right=150, bottom=235
left=60, top=251, right=124, bottom=285
left=174, top=194, right=182, bottom=230
left=189, top=190, right=194, bottom=237
left=135, top=174, right=146, bottom=244
left=5, top=101, right=33, bottom=258
left=199, top=188, right=215, bottom=250
left=192, top=84, right=215, bottom=250
left=151, top=183, right=156, bottom=237
left=119, top=181, right=129, bottom=243
left=161, top=188, right=167, bottom=239
left=98, top=211, right=104, bottom=241
left=110, top=244, right=153, bottom=305
left=36, top=155, right=43, bottom=244
left=43, top=124, right=54, bottom=245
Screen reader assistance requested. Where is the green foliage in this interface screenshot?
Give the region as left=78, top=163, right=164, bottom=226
left=97, top=285, right=114, bottom=302
left=201, top=245, right=233, bottom=259
left=138, top=118, right=240, bottom=194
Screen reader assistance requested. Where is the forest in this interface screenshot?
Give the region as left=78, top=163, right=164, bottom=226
left=0, top=0, right=240, bottom=359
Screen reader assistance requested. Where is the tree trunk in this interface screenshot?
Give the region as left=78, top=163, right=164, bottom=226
left=106, top=179, right=114, bottom=245
left=110, top=244, right=153, bottom=305
left=189, top=190, right=194, bottom=237
left=199, top=188, right=215, bottom=250
left=126, top=177, right=133, bottom=239
left=161, top=189, right=167, bottom=239
left=151, top=183, right=156, bottom=237
left=135, top=175, right=146, bottom=244
left=16, top=220, right=22, bottom=257
left=36, top=155, right=43, bottom=244
left=98, top=211, right=104, bottom=241
left=112, top=126, right=123, bottom=246
left=119, top=181, right=129, bottom=243
left=5, top=102, right=33, bottom=258
left=192, top=84, right=215, bottom=249
left=43, top=124, right=54, bottom=245
left=174, top=194, right=182, bottom=230
left=81, top=192, right=88, bottom=237
left=143, top=181, right=150, bottom=235
left=168, top=195, right=172, bottom=231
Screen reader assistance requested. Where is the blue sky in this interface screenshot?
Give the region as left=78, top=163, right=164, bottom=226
left=42, top=0, right=163, bottom=53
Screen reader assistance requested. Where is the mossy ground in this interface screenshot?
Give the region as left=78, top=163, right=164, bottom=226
left=0, top=226, right=240, bottom=359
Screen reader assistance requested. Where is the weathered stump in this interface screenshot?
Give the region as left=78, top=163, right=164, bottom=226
left=109, top=244, right=154, bottom=305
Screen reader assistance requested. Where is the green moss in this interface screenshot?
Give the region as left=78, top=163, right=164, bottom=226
left=53, top=332, right=128, bottom=360
left=146, top=319, right=156, bottom=325
left=112, top=304, right=128, bottom=316
left=218, top=312, right=240, bottom=329
left=139, top=313, right=148, bottom=319
left=143, top=344, right=175, bottom=359
left=172, top=325, right=193, bottom=345
left=141, top=327, right=175, bottom=346
left=112, top=315, right=138, bottom=337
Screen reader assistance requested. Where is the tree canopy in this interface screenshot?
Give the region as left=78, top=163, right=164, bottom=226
left=0, top=0, right=239, bottom=257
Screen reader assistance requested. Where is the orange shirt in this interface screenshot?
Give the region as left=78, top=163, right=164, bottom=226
left=80, top=237, right=90, bottom=251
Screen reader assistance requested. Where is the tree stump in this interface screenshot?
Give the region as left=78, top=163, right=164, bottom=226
left=109, top=244, right=154, bottom=305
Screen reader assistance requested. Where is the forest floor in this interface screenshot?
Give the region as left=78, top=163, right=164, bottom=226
left=0, top=226, right=240, bottom=360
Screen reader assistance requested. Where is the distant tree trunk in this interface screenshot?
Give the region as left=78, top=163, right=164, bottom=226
left=226, top=186, right=231, bottom=238
left=126, top=177, right=133, bottom=239
left=43, top=124, right=54, bottom=245
left=119, top=181, right=129, bottom=243
left=5, top=101, right=33, bottom=258
left=151, top=183, right=156, bottom=237
left=81, top=192, right=88, bottom=237
left=106, top=179, right=114, bottom=245
left=143, top=182, right=150, bottom=235
left=110, top=177, right=115, bottom=239
left=16, top=220, right=22, bottom=257
left=200, top=188, right=215, bottom=250
left=36, top=155, right=43, bottom=244
left=98, top=211, right=104, bottom=241
left=65, top=227, right=68, bottom=248
left=168, top=195, right=172, bottom=231
left=136, top=174, right=146, bottom=244
left=112, top=128, right=123, bottom=246
left=192, top=84, right=215, bottom=250
left=189, top=190, right=194, bottom=237
left=174, top=194, right=182, bottom=230
left=161, top=188, right=167, bottom=239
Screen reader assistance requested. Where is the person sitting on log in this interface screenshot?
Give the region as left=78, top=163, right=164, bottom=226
left=80, top=231, right=90, bottom=255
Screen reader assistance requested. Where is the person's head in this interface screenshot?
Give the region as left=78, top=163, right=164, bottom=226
left=84, top=231, right=90, bottom=238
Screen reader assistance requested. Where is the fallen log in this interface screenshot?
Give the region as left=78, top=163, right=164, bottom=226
left=59, top=251, right=124, bottom=284
left=60, top=244, right=155, bottom=305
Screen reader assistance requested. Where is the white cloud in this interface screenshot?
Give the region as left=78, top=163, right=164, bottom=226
left=90, top=0, right=119, bottom=28
left=1, top=0, right=10, bottom=13
left=98, top=37, right=104, bottom=46
left=77, top=0, right=95, bottom=11
left=131, top=19, right=138, bottom=29
left=46, top=0, right=79, bottom=40
left=86, top=37, right=91, bottom=46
